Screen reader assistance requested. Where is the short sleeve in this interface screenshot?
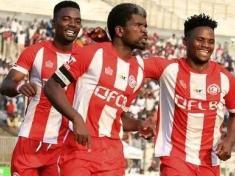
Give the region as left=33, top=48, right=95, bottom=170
left=11, top=45, right=40, bottom=74
left=144, top=57, right=171, bottom=80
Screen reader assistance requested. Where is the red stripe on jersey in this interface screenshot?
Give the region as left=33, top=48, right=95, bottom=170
left=199, top=72, right=221, bottom=165
left=28, top=48, right=57, bottom=140
left=170, top=66, right=190, bottom=160
left=86, top=50, right=118, bottom=137
left=110, top=58, right=139, bottom=137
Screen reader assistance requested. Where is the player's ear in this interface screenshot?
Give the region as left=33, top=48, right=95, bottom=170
left=114, top=26, right=124, bottom=38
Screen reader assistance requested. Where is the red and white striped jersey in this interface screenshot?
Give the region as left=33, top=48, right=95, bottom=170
left=55, top=42, right=144, bottom=139
left=12, top=40, right=80, bottom=144
left=144, top=57, right=235, bottom=166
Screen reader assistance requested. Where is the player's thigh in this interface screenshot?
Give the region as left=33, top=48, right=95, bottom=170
left=11, top=138, right=39, bottom=176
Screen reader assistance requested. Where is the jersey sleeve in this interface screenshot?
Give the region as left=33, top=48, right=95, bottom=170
left=11, top=45, right=39, bottom=74
left=225, top=74, right=235, bottom=113
left=53, top=45, right=95, bottom=87
left=144, top=57, right=171, bottom=80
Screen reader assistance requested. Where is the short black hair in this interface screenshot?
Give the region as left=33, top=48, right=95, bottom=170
left=184, top=13, right=217, bottom=37
left=107, top=3, right=146, bottom=40
left=53, top=1, right=80, bottom=19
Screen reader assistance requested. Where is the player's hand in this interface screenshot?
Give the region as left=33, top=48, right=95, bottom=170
left=216, top=136, right=234, bottom=161
left=18, top=82, right=37, bottom=97
left=138, top=117, right=156, bottom=140
left=72, top=116, right=91, bottom=150
left=87, top=27, right=110, bottom=42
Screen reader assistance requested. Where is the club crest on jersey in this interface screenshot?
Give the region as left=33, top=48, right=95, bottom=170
left=105, top=66, right=113, bottom=76
left=207, top=84, right=220, bottom=95
left=45, top=60, right=53, bottom=68
left=128, top=75, right=137, bottom=88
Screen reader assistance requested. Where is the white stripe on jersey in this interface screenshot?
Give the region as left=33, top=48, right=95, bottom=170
left=185, top=113, right=204, bottom=165
left=136, top=55, right=144, bottom=69
left=185, top=72, right=207, bottom=164
left=155, top=63, right=178, bottom=156
left=190, top=72, right=207, bottom=100
left=114, top=58, right=129, bottom=91
left=70, top=49, right=103, bottom=129
left=134, top=67, right=144, bottom=92
left=43, top=107, right=62, bottom=143
left=30, top=48, right=44, bottom=85
left=43, top=53, right=71, bottom=143
left=119, top=118, right=124, bottom=139
left=98, top=105, right=117, bottom=137
left=19, top=87, right=42, bottom=137
left=134, top=55, right=144, bottom=92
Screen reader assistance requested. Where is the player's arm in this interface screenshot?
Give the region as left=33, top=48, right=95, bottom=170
left=87, top=27, right=110, bottom=42
left=121, top=112, right=156, bottom=139
left=0, top=46, right=38, bottom=97
left=216, top=112, right=235, bottom=161
left=143, top=57, right=171, bottom=79
left=216, top=73, right=235, bottom=161
left=44, top=65, right=91, bottom=148
left=0, top=69, right=36, bottom=97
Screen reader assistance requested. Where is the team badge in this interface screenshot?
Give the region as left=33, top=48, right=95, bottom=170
left=128, top=75, right=137, bottom=88
left=207, top=84, right=220, bottom=95
left=105, top=66, right=113, bottom=76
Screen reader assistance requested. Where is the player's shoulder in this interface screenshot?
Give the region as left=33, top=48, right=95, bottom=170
left=22, top=40, right=50, bottom=54
left=210, top=60, right=234, bottom=77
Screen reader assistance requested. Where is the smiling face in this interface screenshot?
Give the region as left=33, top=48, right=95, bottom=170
left=53, top=7, right=81, bottom=44
left=121, top=14, right=148, bottom=50
left=184, top=26, right=215, bottom=65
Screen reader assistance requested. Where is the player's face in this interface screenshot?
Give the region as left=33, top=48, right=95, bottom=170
left=122, top=14, right=148, bottom=50
left=184, top=26, right=215, bottom=64
left=54, top=7, right=81, bottom=43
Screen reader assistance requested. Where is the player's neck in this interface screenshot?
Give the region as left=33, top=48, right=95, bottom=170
left=186, top=58, right=209, bottom=73
left=112, top=41, right=133, bottom=61
left=53, top=40, right=73, bottom=53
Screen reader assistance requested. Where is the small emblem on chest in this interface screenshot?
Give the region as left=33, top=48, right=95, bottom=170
left=105, top=67, right=113, bottom=76
left=128, top=75, right=137, bottom=88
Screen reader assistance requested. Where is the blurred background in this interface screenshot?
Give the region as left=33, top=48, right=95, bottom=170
left=0, top=0, right=235, bottom=176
